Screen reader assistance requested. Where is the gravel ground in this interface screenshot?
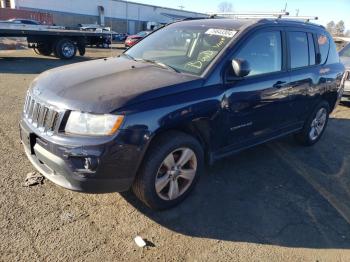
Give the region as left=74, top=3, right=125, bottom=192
left=1, top=49, right=350, bottom=261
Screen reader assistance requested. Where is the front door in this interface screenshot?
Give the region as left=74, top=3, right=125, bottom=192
left=221, top=29, right=295, bottom=151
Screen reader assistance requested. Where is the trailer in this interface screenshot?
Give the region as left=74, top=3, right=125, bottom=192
left=0, top=22, right=114, bottom=59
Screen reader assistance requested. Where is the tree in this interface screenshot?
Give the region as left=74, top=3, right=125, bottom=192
left=335, top=20, right=345, bottom=36
left=218, top=1, right=233, bottom=13
left=326, top=21, right=335, bottom=35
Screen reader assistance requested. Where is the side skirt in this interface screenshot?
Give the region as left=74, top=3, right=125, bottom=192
left=209, top=126, right=303, bottom=165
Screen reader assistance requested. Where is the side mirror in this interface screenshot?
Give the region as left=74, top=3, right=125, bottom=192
left=231, top=59, right=251, bottom=78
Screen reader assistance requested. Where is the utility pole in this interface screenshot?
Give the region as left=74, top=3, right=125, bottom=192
left=126, top=0, right=128, bottom=34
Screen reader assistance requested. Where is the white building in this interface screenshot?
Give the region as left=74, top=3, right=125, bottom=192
left=1, top=0, right=206, bottom=33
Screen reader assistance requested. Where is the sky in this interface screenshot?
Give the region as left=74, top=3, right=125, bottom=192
left=132, top=0, right=350, bottom=31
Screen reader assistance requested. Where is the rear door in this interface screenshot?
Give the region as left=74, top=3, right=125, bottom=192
left=287, top=29, right=320, bottom=122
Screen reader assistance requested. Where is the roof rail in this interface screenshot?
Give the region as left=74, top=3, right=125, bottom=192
left=283, top=16, right=318, bottom=22
left=208, top=11, right=289, bottom=19
left=207, top=12, right=320, bottom=22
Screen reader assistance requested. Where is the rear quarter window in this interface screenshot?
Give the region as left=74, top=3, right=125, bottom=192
left=317, top=34, right=330, bottom=64
left=326, top=36, right=340, bottom=64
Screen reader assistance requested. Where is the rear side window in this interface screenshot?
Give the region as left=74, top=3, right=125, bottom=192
left=288, top=32, right=309, bottom=68
left=317, top=34, right=330, bottom=64
left=234, top=31, right=282, bottom=76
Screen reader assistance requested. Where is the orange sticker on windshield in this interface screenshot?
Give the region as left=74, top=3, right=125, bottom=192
left=318, top=35, right=328, bottom=45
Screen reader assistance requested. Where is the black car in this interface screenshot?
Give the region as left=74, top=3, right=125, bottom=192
left=20, top=18, right=344, bottom=210
left=7, top=18, right=41, bottom=25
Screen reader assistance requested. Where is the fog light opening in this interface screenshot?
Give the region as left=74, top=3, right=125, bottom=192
left=84, top=157, right=98, bottom=171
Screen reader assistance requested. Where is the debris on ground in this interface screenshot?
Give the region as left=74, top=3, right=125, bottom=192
left=60, top=212, right=75, bottom=223
left=23, top=171, right=44, bottom=187
left=134, top=236, right=147, bottom=248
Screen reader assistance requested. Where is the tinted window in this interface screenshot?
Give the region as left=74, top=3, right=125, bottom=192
left=308, top=33, right=316, bottom=65
left=317, top=34, right=330, bottom=64
left=326, top=36, right=340, bottom=64
left=289, top=32, right=309, bottom=68
left=234, top=31, right=282, bottom=76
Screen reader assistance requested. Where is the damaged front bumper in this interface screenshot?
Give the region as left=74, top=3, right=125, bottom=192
left=19, top=118, right=147, bottom=193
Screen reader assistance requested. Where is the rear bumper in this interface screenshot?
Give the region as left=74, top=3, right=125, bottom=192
left=20, top=118, right=148, bottom=193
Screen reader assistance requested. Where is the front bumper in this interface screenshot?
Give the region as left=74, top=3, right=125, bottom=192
left=20, top=118, right=148, bottom=193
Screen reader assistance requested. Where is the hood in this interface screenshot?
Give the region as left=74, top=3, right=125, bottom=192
left=127, top=35, right=143, bottom=39
left=29, top=56, right=201, bottom=113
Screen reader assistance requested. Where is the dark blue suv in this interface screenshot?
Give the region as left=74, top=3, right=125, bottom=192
left=20, top=18, right=345, bottom=209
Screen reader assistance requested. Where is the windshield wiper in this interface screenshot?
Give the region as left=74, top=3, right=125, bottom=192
left=121, top=53, right=136, bottom=61
left=137, top=58, right=181, bottom=73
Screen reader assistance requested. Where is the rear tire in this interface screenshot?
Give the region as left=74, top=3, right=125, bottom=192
left=78, top=45, right=86, bottom=56
left=132, top=131, right=204, bottom=210
left=295, top=101, right=330, bottom=146
left=34, top=44, right=53, bottom=56
left=54, top=38, right=77, bottom=60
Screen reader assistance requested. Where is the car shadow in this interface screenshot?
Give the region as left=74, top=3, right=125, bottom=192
left=0, top=55, right=98, bottom=74
left=122, top=117, right=350, bottom=249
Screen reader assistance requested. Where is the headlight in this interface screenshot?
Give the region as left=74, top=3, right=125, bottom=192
left=65, top=111, right=124, bottom=136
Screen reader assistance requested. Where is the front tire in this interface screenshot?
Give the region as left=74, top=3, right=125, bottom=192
left=132, top=131, right=204, bottom=210
left=295, top=101, right=330, bottom=146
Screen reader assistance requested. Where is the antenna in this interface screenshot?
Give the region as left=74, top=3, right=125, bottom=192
left=283, top=2, right=288, bottom=12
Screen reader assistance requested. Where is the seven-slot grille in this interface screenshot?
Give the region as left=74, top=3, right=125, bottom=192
left=23, top=94, right=60, bottom=133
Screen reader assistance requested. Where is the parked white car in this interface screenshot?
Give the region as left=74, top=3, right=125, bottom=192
left=339, top=42, right=350, bottom=102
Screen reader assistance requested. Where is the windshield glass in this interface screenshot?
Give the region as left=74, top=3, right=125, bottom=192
left=125, top=24, right=237, bottom=75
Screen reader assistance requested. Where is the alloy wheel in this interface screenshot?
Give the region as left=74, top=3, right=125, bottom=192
left=155, top=147, right=197, bottom=201
left=309, top=107, right=327, bottom=141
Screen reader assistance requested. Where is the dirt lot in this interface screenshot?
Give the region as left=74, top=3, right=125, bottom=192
left=1, top=48, right=350, bottom=261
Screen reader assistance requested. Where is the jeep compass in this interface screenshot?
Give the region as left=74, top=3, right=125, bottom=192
left=20, top=18, right=345, bottom=210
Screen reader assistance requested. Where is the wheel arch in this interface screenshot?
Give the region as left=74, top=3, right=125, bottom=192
left=321, top=91, right=338, bottom=112
left=146, top=119, right=212, bottom=163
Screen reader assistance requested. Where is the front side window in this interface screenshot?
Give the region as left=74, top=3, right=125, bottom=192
left=233, top=31, right=282, bottom=76
left=289, top=32, right=309, bottom=69
left=125, top=24, right=236, bottom=75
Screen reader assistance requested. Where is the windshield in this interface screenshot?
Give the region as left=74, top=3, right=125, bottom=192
left=125, top=24, right=237, bottom=75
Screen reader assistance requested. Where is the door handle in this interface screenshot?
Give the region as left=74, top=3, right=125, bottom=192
left=273, top=81, right=286, bottom=89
